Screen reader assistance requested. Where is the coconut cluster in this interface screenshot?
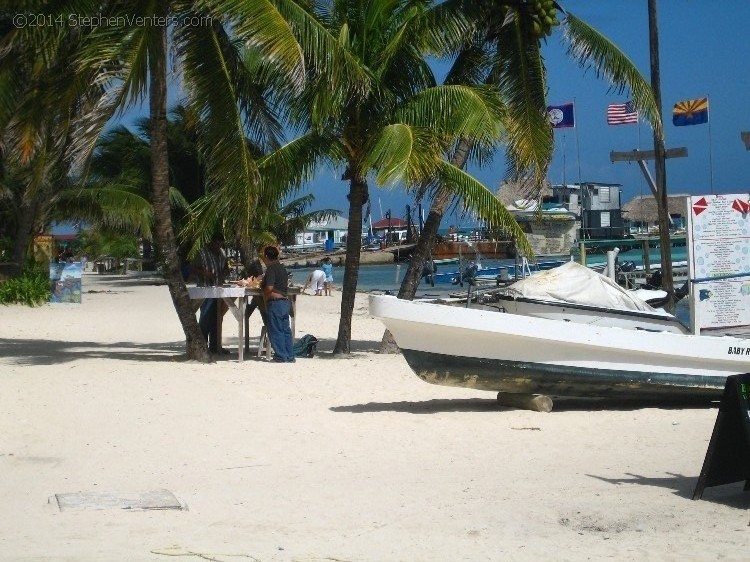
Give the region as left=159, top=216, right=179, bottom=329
left=525, top=0, right=559, bottom=38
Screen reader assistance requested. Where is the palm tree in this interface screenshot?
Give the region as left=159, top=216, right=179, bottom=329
left=289, top=0, right=533, bottom=354
left=47, top=117, right=198, bottom=250
left=0, top=8, right=106, bottom=276
left=2, top=0, right=365, bottom=361
left=380, top=1, right=663, bottom=352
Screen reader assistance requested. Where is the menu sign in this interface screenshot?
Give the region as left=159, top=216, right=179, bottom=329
left=687, top=194, right=750, bottom=332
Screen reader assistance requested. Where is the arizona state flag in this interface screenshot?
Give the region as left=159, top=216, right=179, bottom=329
left=673, top=97, right=709, bottom=126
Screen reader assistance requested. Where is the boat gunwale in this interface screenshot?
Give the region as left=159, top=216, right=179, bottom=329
left=491, top=293, right=686, bottom=325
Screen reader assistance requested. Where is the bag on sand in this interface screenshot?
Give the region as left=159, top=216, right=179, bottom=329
left=293, top=334, right=318, bottom=358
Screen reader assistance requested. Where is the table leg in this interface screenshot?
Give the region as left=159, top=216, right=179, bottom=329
left=215, top=299, right=224, bottom=351
left=238, top=296, right=245, bottom=362
left=290, top=295, right=296, bottom=339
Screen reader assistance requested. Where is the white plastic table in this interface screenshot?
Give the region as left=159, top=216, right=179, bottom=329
left=188, top=286, right=299, bottom=361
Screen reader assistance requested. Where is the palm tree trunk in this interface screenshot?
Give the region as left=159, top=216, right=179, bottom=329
left=380, top=138, right=473, bottom=353
left=10, top=191, right=42, bottom=276
left=149, top=17, right=211, bottom=362
left=334, top=174, right=366, bottom=354
left=648, top=0, right=674, bottom=311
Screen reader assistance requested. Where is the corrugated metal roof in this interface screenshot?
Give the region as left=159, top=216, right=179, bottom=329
left=305, top=214, right=349, bottom=231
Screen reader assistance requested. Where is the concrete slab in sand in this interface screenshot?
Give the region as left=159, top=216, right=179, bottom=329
left=51, top=489, right=185, bottom=512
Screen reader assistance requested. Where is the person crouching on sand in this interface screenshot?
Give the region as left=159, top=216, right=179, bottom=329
left=303, top=269, right=326, bottom=296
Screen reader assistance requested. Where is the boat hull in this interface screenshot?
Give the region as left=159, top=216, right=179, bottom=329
left=401, top=350, right=723, bottom=400
left=370, top=295, right=750, bottom=400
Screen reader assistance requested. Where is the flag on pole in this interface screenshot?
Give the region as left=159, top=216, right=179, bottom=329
left=673, top=97, right=709, bottom=126
left=607, top=101, right=638, bottom=125
left=546, top=103, right=575, bottom=128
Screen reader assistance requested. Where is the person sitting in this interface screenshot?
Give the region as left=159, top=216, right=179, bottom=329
left=303, top=269, right=326, bottom=296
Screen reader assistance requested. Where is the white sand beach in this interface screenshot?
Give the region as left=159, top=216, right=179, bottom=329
left=1, top=273, right=748, bottom=561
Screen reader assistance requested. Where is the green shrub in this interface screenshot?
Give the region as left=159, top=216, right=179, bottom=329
left=0, top=270, right=50, bottom=306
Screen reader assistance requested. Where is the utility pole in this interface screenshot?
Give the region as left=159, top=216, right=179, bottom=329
left=610, top=147, right=688, bottom=227
left=648, top=0, right=675, bottom=311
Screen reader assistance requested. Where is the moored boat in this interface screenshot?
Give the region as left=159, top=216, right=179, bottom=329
left=369, top=295, right=750, bottom=401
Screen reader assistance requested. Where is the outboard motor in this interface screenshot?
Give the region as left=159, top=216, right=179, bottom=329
left=674, top=281, right=689, bottom=301
left=646, top=270, right=663, bottom=289
left=461, top=263, right=479, bottom=286
left=618, top=260, right=636, bottom=273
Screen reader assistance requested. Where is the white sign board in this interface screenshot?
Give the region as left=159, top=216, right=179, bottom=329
left=687, top=194, right=750, bottom=332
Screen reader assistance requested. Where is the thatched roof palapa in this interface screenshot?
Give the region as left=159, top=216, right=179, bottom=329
left=621, top=193, right=691, bottom=223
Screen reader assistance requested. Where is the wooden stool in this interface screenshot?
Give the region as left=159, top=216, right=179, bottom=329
left=257, top=326, right=273, bottom=360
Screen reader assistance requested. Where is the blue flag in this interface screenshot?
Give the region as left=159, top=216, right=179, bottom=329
left=547, top=103, right=575, bottom=128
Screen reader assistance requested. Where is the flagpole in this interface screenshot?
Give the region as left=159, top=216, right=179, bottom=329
left=561, top=131, right=567, bottom=185
left=707, top=94, right=714, bottom=194
left=637, top=120, right=644, bottom=205
left=574, top=97, right=582, bottom=184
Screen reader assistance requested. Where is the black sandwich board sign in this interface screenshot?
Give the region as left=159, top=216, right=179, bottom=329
left=693, top=374, right=750, bottom=500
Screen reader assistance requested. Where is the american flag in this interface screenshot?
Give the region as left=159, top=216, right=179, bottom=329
left=607, top=101, right=638, bottom=125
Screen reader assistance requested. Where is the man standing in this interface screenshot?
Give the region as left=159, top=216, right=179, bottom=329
left=190, top=234, right=228, bottom=354
left=261, top=246, right=295, bottom=362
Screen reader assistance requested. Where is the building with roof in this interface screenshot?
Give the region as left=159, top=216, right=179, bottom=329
left=292, top=214, right=350, bottom=250
left=621, top=193, right=690, bottom=232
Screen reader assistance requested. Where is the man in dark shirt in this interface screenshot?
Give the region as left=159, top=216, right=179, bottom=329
left=261, top=246, right=295, bottom=362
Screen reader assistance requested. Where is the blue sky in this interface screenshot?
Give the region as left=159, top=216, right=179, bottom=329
left=319, top=0, right=750, bottom=224
left=122, top=1, right=750, bottom=227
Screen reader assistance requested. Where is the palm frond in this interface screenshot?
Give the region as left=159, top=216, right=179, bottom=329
left=51, top=183, right=153, bottom=237
left=257, top=131, right=339, bottom=200
left=364, top=123, right=444, bottom=187
left=495, top=10, right=553, bottom=186
left=562, top=11, right=662, bottom=136
left=436, top=160, right=534, bottom=258
left=199, top=0, right=307, bottom=90
left=396, top=84, right=505, bottom=147
left=176, top=19, right=260, bottom=243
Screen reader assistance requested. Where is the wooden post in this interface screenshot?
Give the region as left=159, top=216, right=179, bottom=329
left=642, top=239, right=651, bottom=274
left=497, top=393, right=553, bottom=412
left=579, top=240, right=586, bottom=266
left=610, top=147, right=686, bottom=309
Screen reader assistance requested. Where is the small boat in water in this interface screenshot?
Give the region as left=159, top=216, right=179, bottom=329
left=369, top=294, right=750, bottom=401
left=433, top=257, right=568, bottom=285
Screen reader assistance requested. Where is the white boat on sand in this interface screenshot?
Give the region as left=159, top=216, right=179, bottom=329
left=369, top=295, right=750, bottom=401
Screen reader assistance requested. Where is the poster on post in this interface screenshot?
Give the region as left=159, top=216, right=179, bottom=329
left=49, top=261, right=82, bottom=304
left=686, top=194, right=750, bottom=333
